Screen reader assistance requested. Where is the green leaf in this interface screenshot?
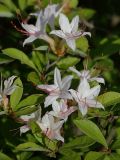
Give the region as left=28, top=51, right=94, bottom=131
left=17, top=152, right=33, bottom=160
left=0, top=54, right=13, bottom=64
left=0, top=4, right=13, bottom=17
left=16, top=94, right=44, bottom=110
left=0, top=152, right=12, bottom=160
left=15, top=142, right=49, bottom=152
left=29, top=121, right=43, bottom=144
left=79, top=8, right=96, bottom=20
left=10, top=78, right=23, bottom=110
left=76, top=37, right=89, bottom=52
left=85, top=151, right=105, bottom=160
left=109, top=153, right=120, bottom=160
left=91, top=37, right=120, bottom=57
left=74, top=119, right=108, bottom=148
left=111, top=139, right=120, bottom=149
left=59, top=149, right=81, bottom=160
left=27, top=72, right=41, bottom=85
left=0, top=0, right=17, bottom=11
left=15, top=105, right=38, bottom=116
left=69, top=0, right=78, bottom=8
left=57, top=56, right=80, bottom=69
left=18, top=0, right=27, bottom=10
left=44, top=137, right=58, bottom=152
left=2, top=48, right=38, bottom=72
left=60, top=135, right=95, bottom=149
left=32, top=51, right=43, bottom=72
left=98, top=92, right=120, bottom=107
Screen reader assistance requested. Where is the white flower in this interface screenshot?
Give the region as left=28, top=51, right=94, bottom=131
left=0, top=76, right=16, bottom=103
left=20, top=108, right=41, bottom=134
left=37, top=67, right=73, bottom=107
left=21, top=12, right=49, bottom=46
left=69, top=79, right=104, bottom=116
left=50, top=13, right=91, bottom=51
left=30, top=4, right=63, bottom=30
left=49, top=100, right=77, bottom=121
left=37, top=113, right=64, bottom=142
left=69, top=67, right=105, bottom=84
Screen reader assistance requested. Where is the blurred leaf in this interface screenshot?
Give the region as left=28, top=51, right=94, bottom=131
left=59, top=149, right=81, bottom=160
left=91, top=38, right=120, bottom=57
left=15, top=142, right=49, bottom=152
left=109, top=153, right=120, bottom=160
left=27, top=72, right=41, bottom=85
left=10, top=78, right=23, bottom=111
left=76, top=37, right=89, bottom=52
left=0, top=54, right=13, bottom=64
left=32, top=51, right=43, bottom=72
left=2, top=48, right=38, bottom=72
left=29, top=121, right=43, bottom=144
left=79, top=8, right=96, bottom=20
left=57, top=56, right=80, bottom=69
left=85, top=151, right=105, bottom=160
left=111, top=138, right=120, bottom=149
left=34, top=46, right=48, bottom=51
left=0, top=0, right=17, bottom=11
left=0, top=152, right=12, bottom=160
left=15, top=105, right=38, bottom=116
left=16, top=94, right=44, bottom=110
left=74, top=119, right=108, bottom=148
left=0, top=4, right=13, bottom=17
left=18, top=0, right=27, bottom=10
left=60, top=135, right=95, bottom=149
left=44, top=137, right=58, bottom=152
left=17, top=152, right=33, bottom=160
left=69, top=0, right=78, bottom=8
left=98, top=92, right=120, bottom=107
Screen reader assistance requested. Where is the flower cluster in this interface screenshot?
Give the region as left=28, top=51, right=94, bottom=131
left=21, top=4, right=91, bottom=52
left=18, top=3, right=104, bottom=143
left=20, top=67, right=104, bottom=142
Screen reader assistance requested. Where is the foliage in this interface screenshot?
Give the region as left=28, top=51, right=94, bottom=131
left=0, top=0, right=120, bottom=159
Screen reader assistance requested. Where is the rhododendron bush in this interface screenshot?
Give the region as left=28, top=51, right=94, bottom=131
left=0, top=0, right=120, bottom=159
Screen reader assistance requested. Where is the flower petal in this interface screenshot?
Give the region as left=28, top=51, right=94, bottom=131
left=23, top=36, right=37, bottom=46
left=66, top=39, right=76, bottom=51
left=54, top=67, right=62, bottom=88
left=90, top=77, right=105, bottom=84
left=81, top=31, right=91, bottom=37
left=70, top=15, right=79, bottom=32
left=20, top=125, right=30, bottom=134
left=45, top=95, right=59, bottom=107
left=62, top=75, right=73, bottom=90
left=86, top=99, right=104, bottom=109
left=69, top=89, right=79, bottom=102
left=59, top=13, right=71, bottom=33
left=78, top=79, right=90, bottom=97
left=50, top=30, right=66, bottom=39
left=21, top=23, right=38, bottom=33
left=37, top=84, right=57, bottom=93
left=69, top=67, right=82, bottom=77
left=85, top=85, right=100, bottom=98
left=78, top=102, right=88, bottom=116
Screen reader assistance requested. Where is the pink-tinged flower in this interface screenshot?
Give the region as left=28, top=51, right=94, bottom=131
left=50, top=13, right=91, bottom=51
left=21, top=12, right=50, bottom=46
left=69, top=67, right=105, bottom=84
left=37, top=67, right=73, bottom=107
left=69, top=79, right=104, bottom=116
left=49, top=100, right=77, bottom=121
left=20, top=108, right=41, bottom=135
left=30, top=4, right=63, bottom=30
left=37, top=113, right=64, bottom=142
left=0, top=76, right=16, bottom=103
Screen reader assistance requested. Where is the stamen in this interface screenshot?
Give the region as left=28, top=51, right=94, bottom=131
left=11, top=21, right=29, bottom=35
